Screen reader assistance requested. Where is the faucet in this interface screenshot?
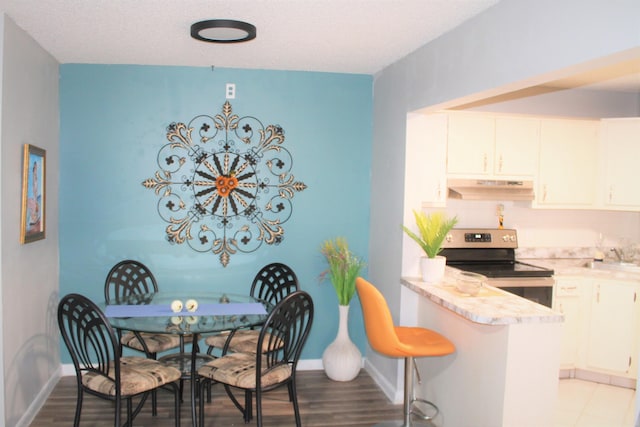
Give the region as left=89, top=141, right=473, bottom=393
left=611, top=247, right=623, bottom=262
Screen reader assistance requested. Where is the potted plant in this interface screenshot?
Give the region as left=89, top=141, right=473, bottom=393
left=319, top=237, right=365, bottom=381
left=402, top=210, right=458, bottom=283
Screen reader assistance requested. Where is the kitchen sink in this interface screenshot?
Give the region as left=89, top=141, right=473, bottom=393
left=584, top=260, right=640, bottom=273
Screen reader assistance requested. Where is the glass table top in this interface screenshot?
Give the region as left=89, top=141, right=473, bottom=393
left=103, top=291, right=271, bottom=335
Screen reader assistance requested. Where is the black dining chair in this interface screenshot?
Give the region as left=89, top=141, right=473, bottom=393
left=205, top=262, right=299, bottom=355
left=104, top=259, right=191, bottom=412
left=58, top=293, right=182, bottom=427
left=197, top=290, right=314, bottom=426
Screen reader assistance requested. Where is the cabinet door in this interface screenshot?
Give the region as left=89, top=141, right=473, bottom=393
left=601, top=118, right=640, bottom=208
left=494, top=116, right=540, bottom=177
left=537, top=119, right=599, bottom=207
left=446, top=113, right=494, bottom=175
left=554, top=279, right=584, bottom=367
left=586, top=281, right=638, bottom=376
left=405, top=113, right=447, bottom=207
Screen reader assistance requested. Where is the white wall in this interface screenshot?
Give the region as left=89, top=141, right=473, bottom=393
left=370, top=0, right=640, bottom=404
left=0, top=14, right=5, bottom=426
left=1, top=15, right=60, bottom=427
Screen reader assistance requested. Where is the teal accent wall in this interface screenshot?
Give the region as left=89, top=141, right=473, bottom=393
left=59, top=64, right=372, bottom=362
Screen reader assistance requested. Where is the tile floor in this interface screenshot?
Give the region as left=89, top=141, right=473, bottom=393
left=554, top=379, right=636, bottom=427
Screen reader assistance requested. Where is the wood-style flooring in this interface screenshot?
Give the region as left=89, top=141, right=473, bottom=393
left=29, top=370, right=406, bottom=426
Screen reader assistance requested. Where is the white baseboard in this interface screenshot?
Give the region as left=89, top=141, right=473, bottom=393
left=16, top=366, right=62, bottom=427
left=363, top=359, right=402, bottom=404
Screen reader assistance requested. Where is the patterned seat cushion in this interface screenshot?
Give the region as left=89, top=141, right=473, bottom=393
left=198, top=352, right=291, bottom=389
left=82, top=356, right=181, bottom=397
left=205, top=329, right=283, bottom=354
left=121, top=331, right=191, bottom=353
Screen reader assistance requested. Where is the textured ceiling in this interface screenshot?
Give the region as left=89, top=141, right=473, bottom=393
left=0, top=0, right=500, bottom=74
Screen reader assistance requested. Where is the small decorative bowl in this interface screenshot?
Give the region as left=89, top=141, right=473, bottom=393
left=455, top=271, right=486, bottom=296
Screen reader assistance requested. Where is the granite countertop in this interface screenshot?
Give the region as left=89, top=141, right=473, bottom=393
left=524, top=258, right=640, bottom=281
left=401, top=268, right=563, bottom=326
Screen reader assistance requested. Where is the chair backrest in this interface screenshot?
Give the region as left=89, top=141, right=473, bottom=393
left=250, top=263, right=299, bottom=306
left=258, top=290, right=313, bottom=373
left=355, top=277, right=406, bottom=357
left=58, top=293, right=120, bottom=387
left=104, top=260, right=158, bottom=303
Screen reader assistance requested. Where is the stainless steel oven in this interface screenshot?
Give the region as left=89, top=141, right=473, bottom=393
left=440, top=228, right=554, bottom=307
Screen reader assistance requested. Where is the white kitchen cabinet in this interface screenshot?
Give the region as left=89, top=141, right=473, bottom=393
left=446, top=112, right=494, bottom=176
left=586, top=279, right=638, bottom=377
left=494, top=116, right=540, bottom=176
left=536, top=118, right=599, bottom=208
left=554, top=277, right=588, bottom=368
left=405, top=113, right=447, bottom=207
left=446, top=112, right=539, bottom=178
left=599, top=118, right=640, bottom=210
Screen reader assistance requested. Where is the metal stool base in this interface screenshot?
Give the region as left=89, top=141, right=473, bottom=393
left=411, top=397, right=439, bottom=420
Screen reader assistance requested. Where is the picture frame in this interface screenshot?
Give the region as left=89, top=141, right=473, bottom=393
left=21, top=144, right=46, bottom=243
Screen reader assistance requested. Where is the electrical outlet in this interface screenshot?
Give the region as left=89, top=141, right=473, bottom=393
left=226, top=83, right=236, bottom=99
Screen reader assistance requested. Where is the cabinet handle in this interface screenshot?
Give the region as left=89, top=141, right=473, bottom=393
left=437, top=182, right=441, bottom=200
left=596, top=284, right=600, bottom=303
left=609, top=185, right=614, bottom=203
left=543, top=184, right=547, bottom=202
left=498, top=155, right=503, bottom=172
left=483, top=153, right=488, bottom=173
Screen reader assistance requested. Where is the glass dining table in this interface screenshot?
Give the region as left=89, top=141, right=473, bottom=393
left=103, top=291, right=272, bottom=426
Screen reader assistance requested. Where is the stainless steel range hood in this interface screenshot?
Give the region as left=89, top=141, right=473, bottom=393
left=447, top=179, right=535, bottom=201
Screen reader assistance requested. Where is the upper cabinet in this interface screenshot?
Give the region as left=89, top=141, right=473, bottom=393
left=412, top=110, right=638, bottom=211
left=494, top=116, right=540, bottom=177
left=446, top=113, right=494, bottom=176
left=599, top=118, right=640, bottom=210
left=405, top=113, right=447, bottom=207
left=536, top=118, right=599, bottom=208
left=446, top=112, right=539, bottom=178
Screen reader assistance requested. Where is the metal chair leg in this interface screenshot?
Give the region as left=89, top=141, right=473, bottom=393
left=406, top=357, right=439, bottom=423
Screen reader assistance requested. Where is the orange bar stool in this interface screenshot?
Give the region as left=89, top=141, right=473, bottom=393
left=356, top=277, right=455, bottom=426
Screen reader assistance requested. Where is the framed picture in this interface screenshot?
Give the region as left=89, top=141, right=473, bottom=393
left=21, top=144, right=46, bottom=243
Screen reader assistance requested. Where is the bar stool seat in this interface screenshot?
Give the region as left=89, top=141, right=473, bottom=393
left=356, top=277, right=455, bottom=426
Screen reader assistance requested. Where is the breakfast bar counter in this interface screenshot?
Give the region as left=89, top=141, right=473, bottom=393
left=400, top=271, right=563, bottom=427
left=401, top=271, right=563, bottom=325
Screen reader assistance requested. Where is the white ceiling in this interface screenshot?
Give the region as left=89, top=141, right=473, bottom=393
left=0, top=0, right=501, bottom=75
left=1, top=0, right=637, bottom=92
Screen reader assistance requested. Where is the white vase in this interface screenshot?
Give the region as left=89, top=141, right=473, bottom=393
left=322, top=304, right=362, bottom=381
left=420, top=255, right=446, bottom=283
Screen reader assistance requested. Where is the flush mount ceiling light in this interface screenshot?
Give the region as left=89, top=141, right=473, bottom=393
left=190, top=19, right=256, bottom=44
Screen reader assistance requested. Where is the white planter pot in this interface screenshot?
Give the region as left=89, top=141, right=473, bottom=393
left=322, top=304, right=362, bottom=381
left=420, top=255, right=446, bottom=283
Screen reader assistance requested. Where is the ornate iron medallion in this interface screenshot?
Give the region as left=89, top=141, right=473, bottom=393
left=142, top=101, right=307, bottom=267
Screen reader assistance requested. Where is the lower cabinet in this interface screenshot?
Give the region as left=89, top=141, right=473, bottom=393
left=554, top=278, right=587, bottom=368
left=586, top=279, right=638, bottom=377
left=555, top=276, right=639, bottom=379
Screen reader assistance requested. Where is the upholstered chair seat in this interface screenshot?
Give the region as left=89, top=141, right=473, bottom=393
left=82, top=356, right=181, bottom=397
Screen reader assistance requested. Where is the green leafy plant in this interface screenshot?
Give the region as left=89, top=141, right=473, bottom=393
left=319, top=237, right=366, bottom=306
left=402, top=211, right=458, bottom=258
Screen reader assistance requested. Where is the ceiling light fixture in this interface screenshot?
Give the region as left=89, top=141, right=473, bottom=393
left=190, top=19, right=256, bottom=44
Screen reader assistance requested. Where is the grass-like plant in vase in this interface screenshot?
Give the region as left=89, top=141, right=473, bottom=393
left=402, top=210, right=458, bottom=283
left=320, top=237, right=365, bottom=381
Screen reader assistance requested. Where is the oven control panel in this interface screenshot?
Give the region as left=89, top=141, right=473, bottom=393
left=442, top=228, right=518, bottom=249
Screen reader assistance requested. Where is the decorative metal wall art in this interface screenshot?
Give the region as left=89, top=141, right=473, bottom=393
left=142, top=101, right=307, bottom=267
